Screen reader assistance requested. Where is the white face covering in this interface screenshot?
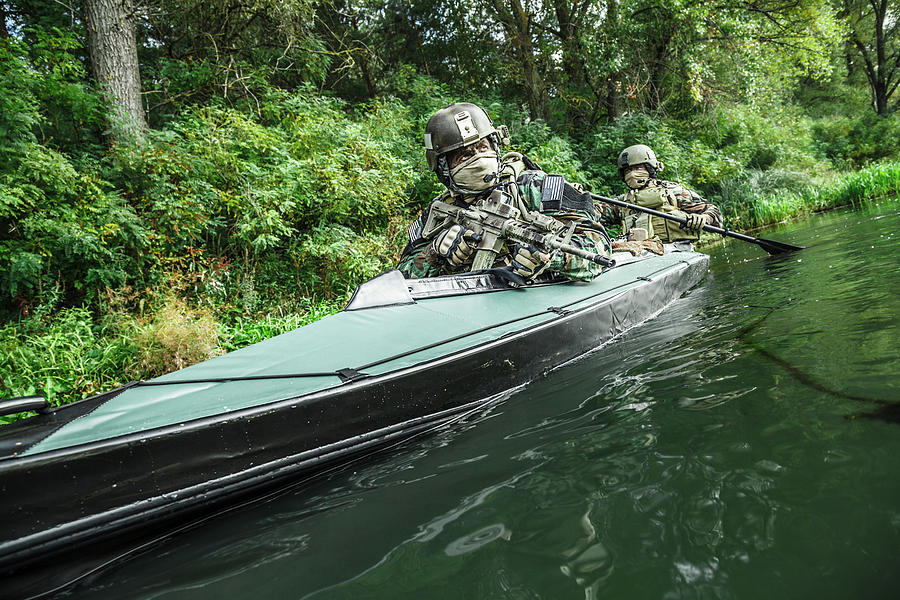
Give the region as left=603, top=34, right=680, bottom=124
left=624, top=166, right=651, bottom=189
left=450, top=152, right=500, bottom=191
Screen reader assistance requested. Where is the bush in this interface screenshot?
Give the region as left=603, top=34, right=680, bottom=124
left=0, top=28, right=105, bottom=162
left=292, top=224, right=396, bottom=299
left=0, top=143, right=146, bottom=315
left=812, top=113, right=900, bottom=169
left=136, top=294, right=220, bottom=377
left=0, top=303, right=139, bottom=422
left=699, top=104, right=825, bottom=174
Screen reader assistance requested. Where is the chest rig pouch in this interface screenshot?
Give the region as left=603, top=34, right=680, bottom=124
left=623, top=186, right=666, bottom=240
left=623, top=183, right=700, bottom=243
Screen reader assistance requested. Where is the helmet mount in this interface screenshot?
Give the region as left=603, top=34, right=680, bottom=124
left=617, top=144, right=664, bottom=180
left=424, top=102, right=510, bottom=195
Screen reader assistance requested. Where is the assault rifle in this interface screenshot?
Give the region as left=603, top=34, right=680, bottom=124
left=422, top=190, right=615, bottom=273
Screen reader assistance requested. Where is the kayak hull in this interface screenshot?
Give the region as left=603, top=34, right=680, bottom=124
left=0, top=249, right=708, bottom=597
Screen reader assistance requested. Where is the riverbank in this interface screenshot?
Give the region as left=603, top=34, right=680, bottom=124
left=2, top=163, right=899, bottom=423
left=727, top=161, right=900, bottom=230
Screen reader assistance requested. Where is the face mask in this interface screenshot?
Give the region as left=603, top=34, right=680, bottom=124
left=624, top=167, right=651, bottom=189
left=450, top=152, right=500, bottom=191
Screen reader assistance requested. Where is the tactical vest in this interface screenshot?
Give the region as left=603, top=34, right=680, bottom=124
left=621, top=181, right=700, bottom=243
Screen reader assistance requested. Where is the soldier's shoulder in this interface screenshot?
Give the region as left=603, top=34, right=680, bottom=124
left=655, top=179, right=694, bottom=194
left=516, top=168, right=548, bottom=189
left=655, top=179, right=680, bottom=189
left=502, top=152, right=542, bottom=179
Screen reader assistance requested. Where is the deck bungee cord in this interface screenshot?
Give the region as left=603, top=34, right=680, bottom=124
left=131, top=262, right=685, bottom=389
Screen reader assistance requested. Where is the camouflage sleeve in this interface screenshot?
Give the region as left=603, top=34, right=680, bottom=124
left=671, top=185, right=723, bottom=228
left=396, top=240, right=447, bottom=279
left=545, top=213, right=612, bottom=282
left=396, top=209, right=448, bottom=279
left=593, top=197, right=623, bottom=236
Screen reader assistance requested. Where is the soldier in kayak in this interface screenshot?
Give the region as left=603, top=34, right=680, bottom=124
left=598, top=144, right=723, bottom=245
left=398, top=102, right=611, bottom=282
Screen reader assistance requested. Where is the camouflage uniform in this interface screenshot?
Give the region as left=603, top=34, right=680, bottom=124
left=596, top=179, right=723, bottom=244
left=399, top=154, right=611, bottom=281
left=600, top=144, right=723, bottom=244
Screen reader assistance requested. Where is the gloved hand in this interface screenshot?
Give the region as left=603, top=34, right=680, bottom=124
left=680, top=213, right=708, bottom=232
left=432, top=224, right=478, bottom=266
left=510, top=243, right=551, bottom=280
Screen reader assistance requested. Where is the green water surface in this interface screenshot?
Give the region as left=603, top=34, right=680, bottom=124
left=63, top=201, right=900, bottom=600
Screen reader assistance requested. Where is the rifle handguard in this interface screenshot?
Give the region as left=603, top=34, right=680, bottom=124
left=423, top=197, right=615, bottom=271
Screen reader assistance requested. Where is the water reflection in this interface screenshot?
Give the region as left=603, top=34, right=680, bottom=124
left=60, top=202, right=900, bottom=599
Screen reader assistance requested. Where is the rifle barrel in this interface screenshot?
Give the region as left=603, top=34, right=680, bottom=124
left=552, top=241, right=616, bottom=267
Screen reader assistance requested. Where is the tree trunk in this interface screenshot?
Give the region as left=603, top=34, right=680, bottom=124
left=550, top=0, right=597, bottom=127
left=491, top=0, right=547, bottom=121
left=872, top=0, right=887, bottom=113
left=605, top=76, right=621, bottom=121
left=603, top=0, right=622, bottom=121
left=1, top=2, right=9, bottom=39
left=85, top=0, right=147, bottom=141
left=846, top=0, right=897, bottom=115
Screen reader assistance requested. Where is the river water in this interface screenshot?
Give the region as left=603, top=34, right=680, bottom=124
left=62, top=201, right=899, bottom=600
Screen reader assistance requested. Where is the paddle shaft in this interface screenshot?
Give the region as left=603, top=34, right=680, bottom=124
left=591, top=193, right=804, bottom=254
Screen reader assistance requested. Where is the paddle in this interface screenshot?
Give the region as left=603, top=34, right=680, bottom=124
left=591, top=193, right=805, bottom=255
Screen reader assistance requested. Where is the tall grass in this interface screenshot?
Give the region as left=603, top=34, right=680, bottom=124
left=219, top=298, right=345, bottom=352
left=0, top=295, right=347, bottom=423
left=0, top=307, right=139, bottom=424
left=803, top=162, right=900, bottom=211
left=715, top=162, right=900, bottom=231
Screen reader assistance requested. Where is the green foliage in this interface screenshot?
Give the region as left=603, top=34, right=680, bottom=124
left=111, top=92, right=420, bottom=265
left=138, top=0, right=328, bottom=123
left=0, top=40, right=39, bottom=154
left=0, top=28, right=104, bottom=160
left=292, top=224, right=395, bottom=299
left=698, top=104, right=826, bottom=173
left=811, top=113, right=900, bottom=169
left=0, top=142, right=146, bottom=312
left=0, top=304, right=139, bottom=423
left=218, top=298, right=345, bottom=352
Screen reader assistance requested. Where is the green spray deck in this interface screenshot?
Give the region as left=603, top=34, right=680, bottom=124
left=0, top=248, right=708, bottom=599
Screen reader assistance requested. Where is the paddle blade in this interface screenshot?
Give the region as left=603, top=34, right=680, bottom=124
left=755, top=237, right=805, bottom=255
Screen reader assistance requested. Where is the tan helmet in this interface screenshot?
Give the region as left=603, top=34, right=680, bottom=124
left=617, top=144, right=663, bottom=179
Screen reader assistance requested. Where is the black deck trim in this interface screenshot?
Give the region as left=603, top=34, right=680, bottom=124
left=0, top=252, right=710, bottom=599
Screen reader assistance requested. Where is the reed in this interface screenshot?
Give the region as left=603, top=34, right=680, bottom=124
left=719, top=162, right=900, bottom=231
left=805, top=162, right=900, bottom=211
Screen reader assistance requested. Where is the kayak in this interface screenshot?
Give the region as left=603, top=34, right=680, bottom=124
left=0, top=245, right=708, bottom=598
